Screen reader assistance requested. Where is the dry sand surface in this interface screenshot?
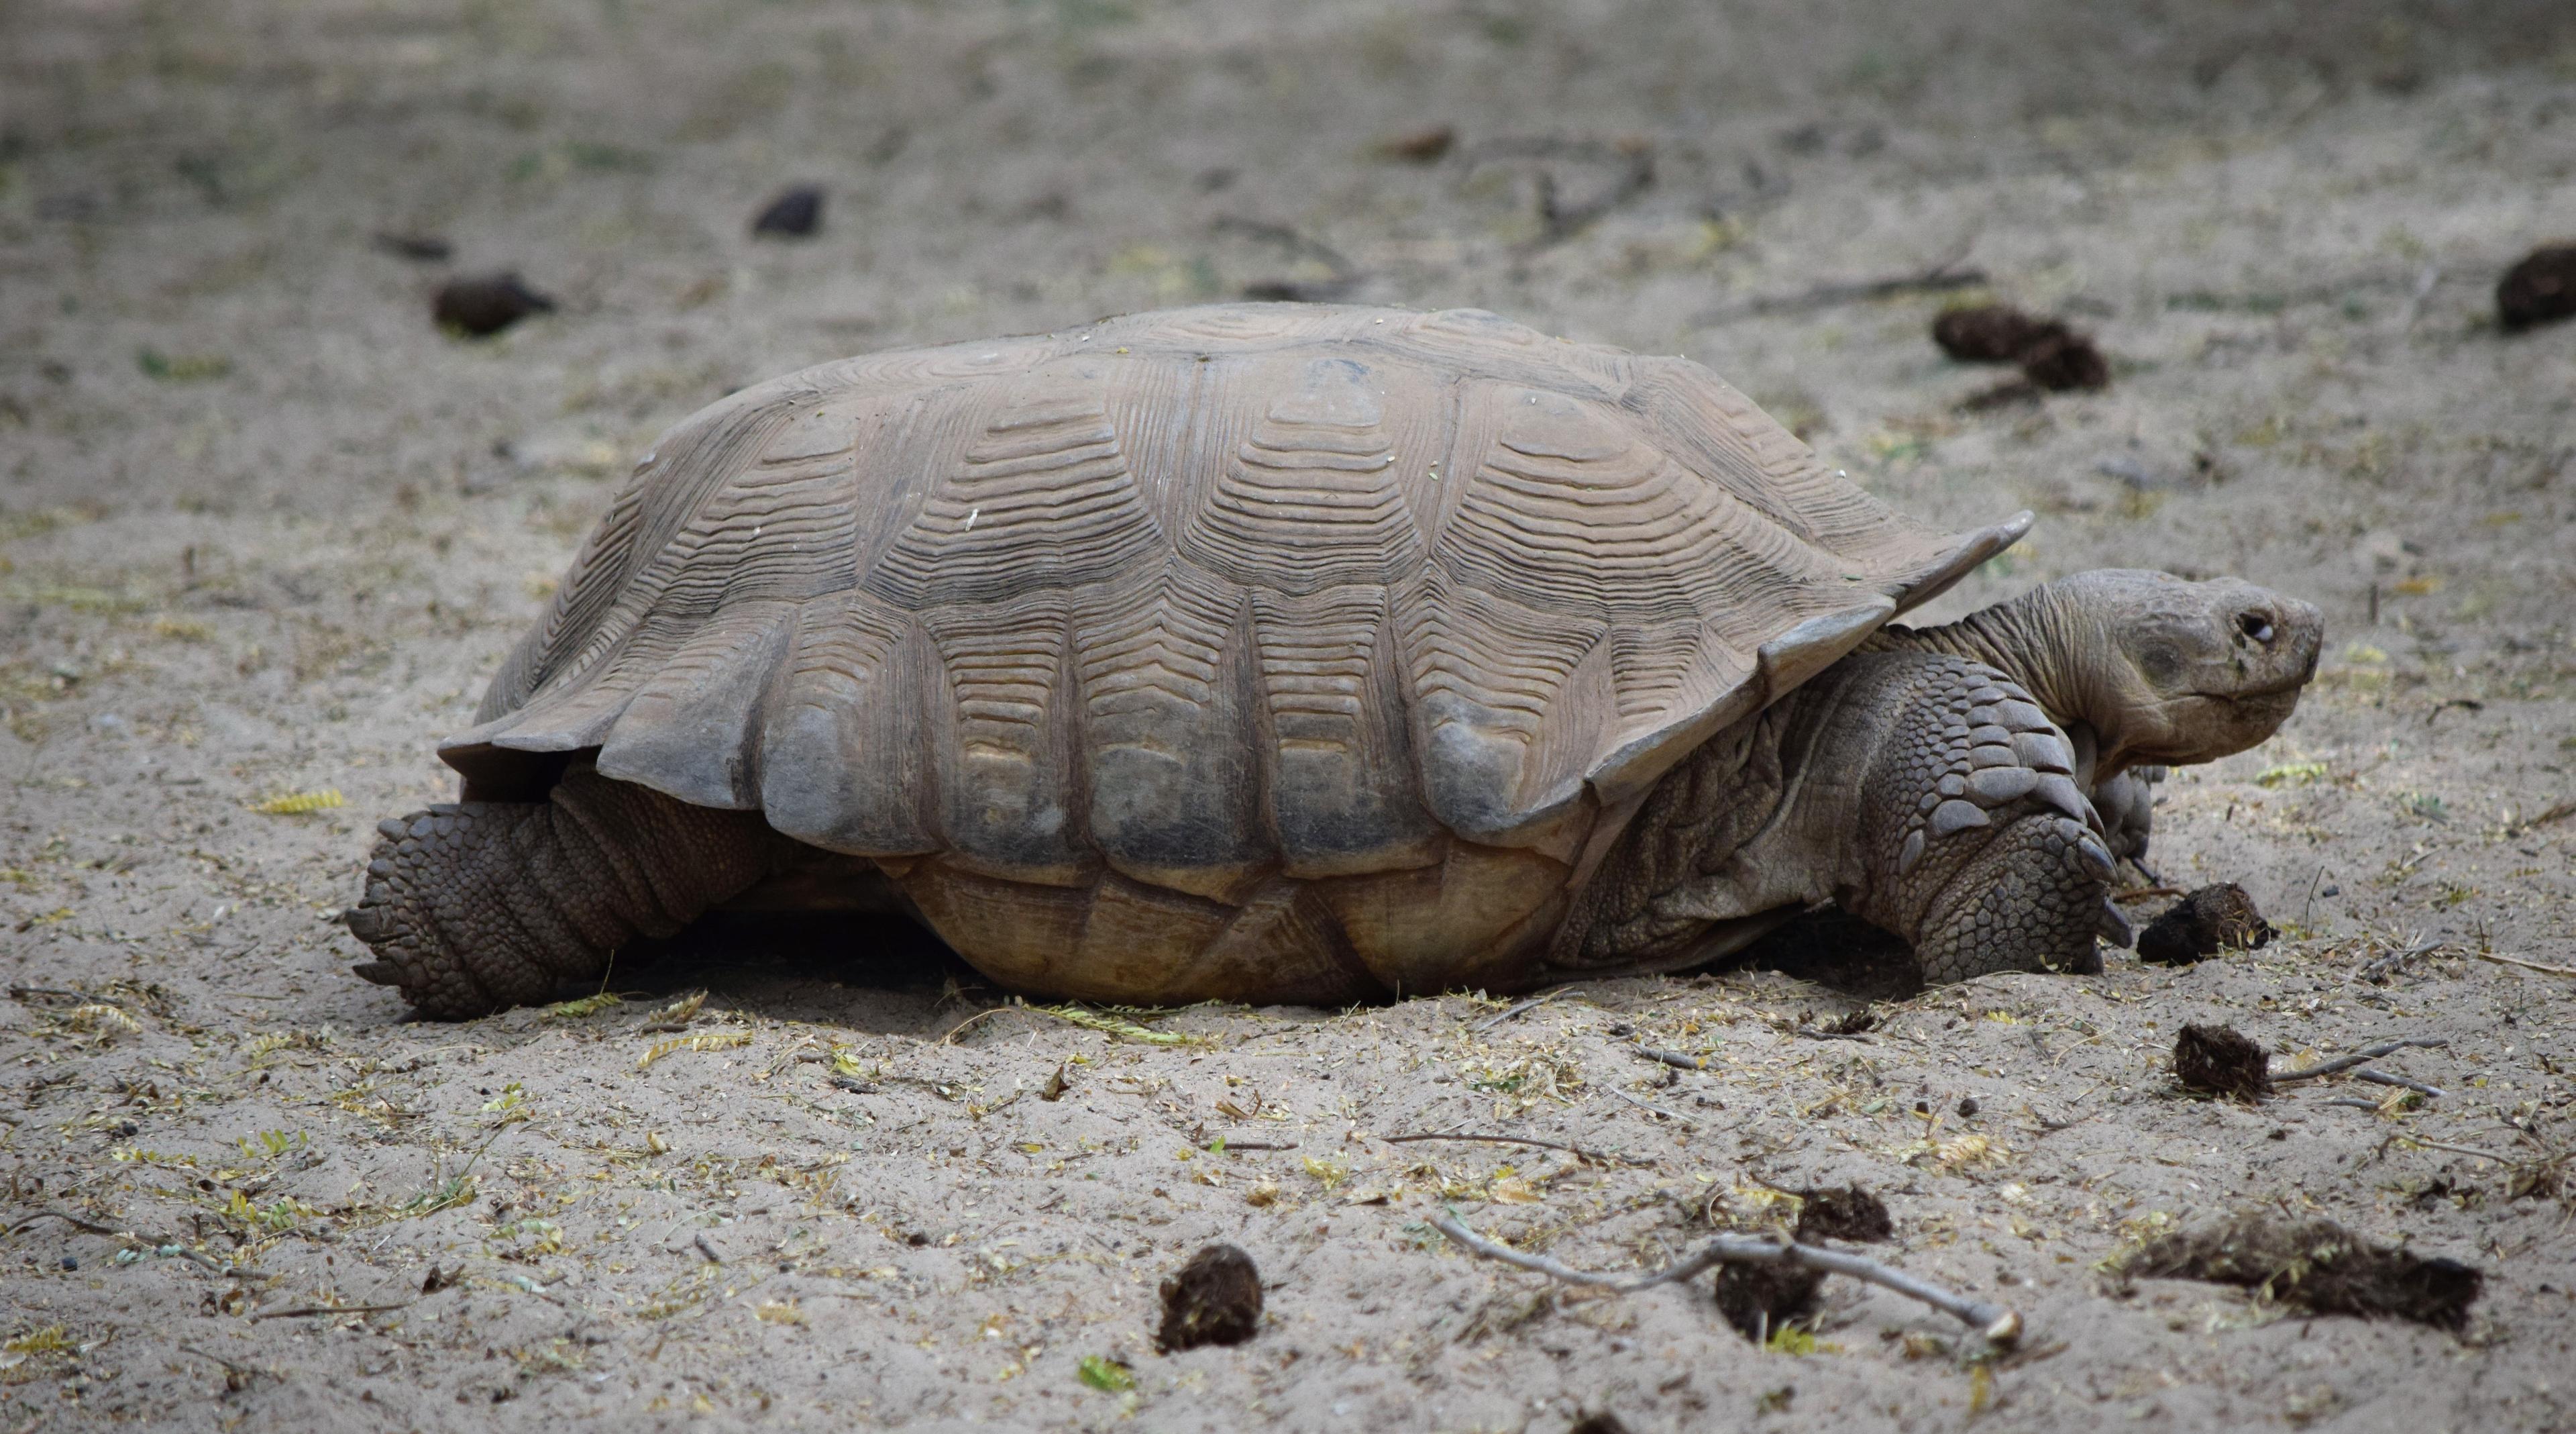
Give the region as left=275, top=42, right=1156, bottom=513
left=4, top=1, right=2575, bottom=1429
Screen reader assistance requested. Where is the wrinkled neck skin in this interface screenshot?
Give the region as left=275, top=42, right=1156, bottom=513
left=1869, top=588, right=2114, bottom=784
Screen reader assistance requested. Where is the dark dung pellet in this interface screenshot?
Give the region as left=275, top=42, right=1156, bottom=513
left=1156, top=1243, right=1262, bottom=1352
left=2137, top=882, right=2275, bottom=965
left=2173, top=1022, right=2270, bottom=1101
left=433, top=272, right=555, bottom=338
left=2123, top=1212, right=2483, bottom=1330
left=752, top=185, right=825, bottom=238
left=1793, top=1185, right=1893, bottom=1243
left=2017, top=330, right=2109, bottom=391
left=1933, top=304, right=2064, bottom=363
left=1713, top=1262, right=1823, bottom=1343
left=2498, top=244, right=2576, bottom=331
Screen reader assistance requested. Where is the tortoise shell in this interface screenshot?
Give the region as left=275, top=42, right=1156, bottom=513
left=443, top=304, right=2026, bottom=1001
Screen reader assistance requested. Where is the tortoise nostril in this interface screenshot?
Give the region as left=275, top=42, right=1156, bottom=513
left=2236, top=611, right=2274, bottom=645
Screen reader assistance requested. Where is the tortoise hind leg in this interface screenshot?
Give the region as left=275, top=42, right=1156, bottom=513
left=345, top=767, right=775, bottom=1019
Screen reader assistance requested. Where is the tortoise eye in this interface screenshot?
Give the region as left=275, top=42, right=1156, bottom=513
left=2237, top=612, right=2274, bottom=644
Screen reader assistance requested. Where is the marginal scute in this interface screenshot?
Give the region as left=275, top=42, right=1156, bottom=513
left=1073, top=562, right=1269, bottom=899
left=1397, top=572, right=1607, bottom=839
left=593, top=600, right=797, bottom=809
left=1246, top=584, right=1442, bottom=876
left=757, top=594, right=933, bottom=856
left=922, top=597, right=1089, bottom=882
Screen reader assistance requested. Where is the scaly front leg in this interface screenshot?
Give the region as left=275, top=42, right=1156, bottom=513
left=1829, top=653, right=2131, bottom=983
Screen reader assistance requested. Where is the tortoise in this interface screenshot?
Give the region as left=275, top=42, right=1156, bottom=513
left=345, top=303, right=2321, bottom=1019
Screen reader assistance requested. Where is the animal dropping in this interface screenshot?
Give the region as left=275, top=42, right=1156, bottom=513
left=1156, top=1243, right=1263, bottom=1351
left=337, top=304, right=2322, bottom=1018
left=433, top=273, right=555, bottom=338
left=2137, top=882, right=2275, bottom=965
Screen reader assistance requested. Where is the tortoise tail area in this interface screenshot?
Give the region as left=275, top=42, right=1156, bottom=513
left=345, top=766, right=774, bottom=1018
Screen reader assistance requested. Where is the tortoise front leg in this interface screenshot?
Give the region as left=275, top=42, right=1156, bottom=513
left=1831, top=653, right=2129, bottom=983
left=345, top=766, right=775, bottom=1018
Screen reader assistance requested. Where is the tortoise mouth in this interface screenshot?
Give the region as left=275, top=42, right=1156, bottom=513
left=2194, top=672, right=2310, bottom=703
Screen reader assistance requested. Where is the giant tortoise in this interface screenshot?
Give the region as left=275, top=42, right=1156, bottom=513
left=345, top=303, right=2321, bottom=1017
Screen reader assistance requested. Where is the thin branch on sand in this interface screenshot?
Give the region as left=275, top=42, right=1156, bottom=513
left=1604, top=1085, right=1699, bottom=1127
left=2473, top=950, right=2576, bottom=979
left=2271, top=1037, right=2447, bottom=1084
left=1428, top=1209, right=2022, bottom=1347
left=1472, top=987, right=1584, bottom=1033
left=1382, top=1131, right=1652, bottom=1167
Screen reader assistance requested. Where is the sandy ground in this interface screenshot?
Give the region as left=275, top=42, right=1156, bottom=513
left=3, top=1, right=2575, bottom=1429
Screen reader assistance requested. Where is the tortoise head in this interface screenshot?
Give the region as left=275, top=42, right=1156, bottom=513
left=2042, top=569, right=2322, bottom=772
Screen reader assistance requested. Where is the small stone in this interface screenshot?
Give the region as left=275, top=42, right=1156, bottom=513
left=1156, top=1243, right=1262, bottom=1351
left=2173, top=1022, right=2269, bottom=1101
left=2498, top=244, right=2576, bottom=331
left=751, top=185, right=825, bottom=238
left=2137, top=882, right=2275, bottom=965
left=433, top=273, right=555, bottom=338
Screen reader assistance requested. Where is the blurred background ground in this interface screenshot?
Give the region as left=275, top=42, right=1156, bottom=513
left=1, top=1, right=2573, bottom=1430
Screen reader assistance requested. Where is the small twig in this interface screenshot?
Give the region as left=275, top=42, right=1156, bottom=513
left=1214, top=215, right=1363, bottom=300
left=2271, top=1037, right=2448, bottom=1084
left=2114, top=885, right=2185, bottom=905
left=2387, top=1136, right=2512, bottom=1164
left=2353, top=939, right=2440, bottom=984
left=1428, top=1210, right=2021, bottom=1346
left=1472, top=988, right=1582, bottom=1033
left=1203, top=1139, right=1300, bottom=1152
left=3, top=1209, right=224, bottom=1272
left=178, top=1345, right=256, bottom=1375
left=694, top=1233, right=722, bottom=1264
left=2503, top=798, right=2576, bottom=837
left=2324, top=1097, right=2385, bottom=1111
left=252, top=1302, right=413, bottom=1322
left=2352, top=1068, right=2447, bottom=1100
left=2029, top=1107, right=2094, bottom=1136
left=1382, top=1132, right=1651, bottom=1168
left=1633, top=1046, right=1709, bottom=1072
left=2472, top=950, right=2576, bottom=979
left=5, top=1208, right=124, bottom=1238
left=1604, top=1085, right=1699, bottom=1127
left=1701, top=241, right=1985, bottom=323
left=1791, top=1027, right=1876, bottom=1043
